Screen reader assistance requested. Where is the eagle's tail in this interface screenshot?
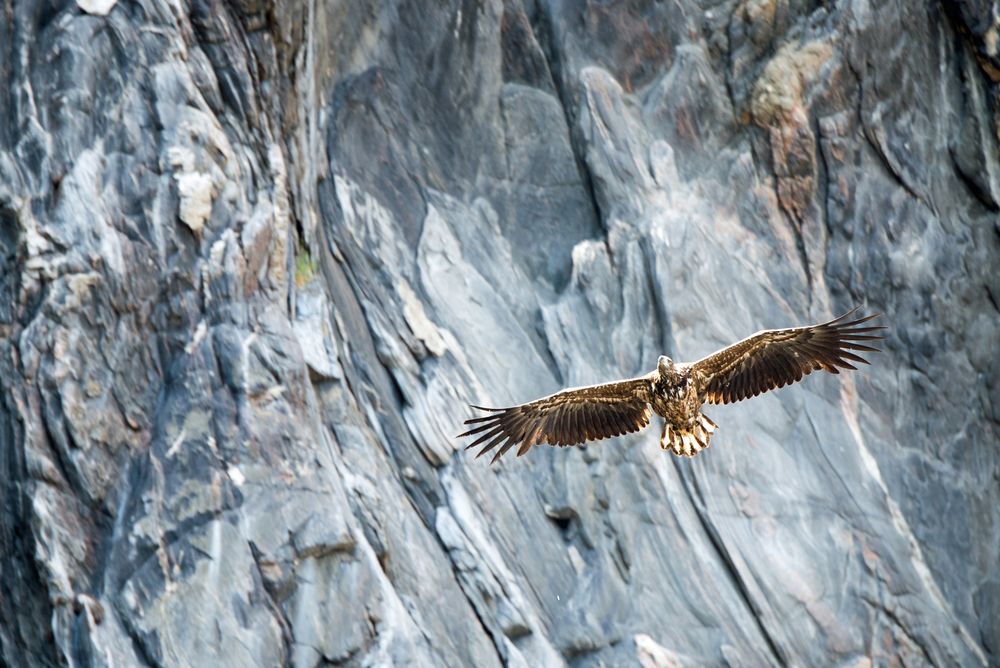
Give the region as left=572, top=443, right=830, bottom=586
left=660, top=413, right=717, bottom=457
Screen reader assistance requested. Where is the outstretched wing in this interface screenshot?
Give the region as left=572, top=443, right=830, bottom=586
left=459, top=376, right=655, bottom=464
left=692, top=308, right=884, bottom=405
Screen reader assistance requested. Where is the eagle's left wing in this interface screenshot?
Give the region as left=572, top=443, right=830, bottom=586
left=459, top=376, right=655, bottom=464
left=691, top=308, right=884, bottom=405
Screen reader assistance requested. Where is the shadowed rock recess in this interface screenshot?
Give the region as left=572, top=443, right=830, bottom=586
left=0, top=0, right=997, bottom=665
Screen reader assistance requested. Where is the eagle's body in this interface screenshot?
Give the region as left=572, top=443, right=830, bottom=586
left=650, top=360, right=717, bottom=457
left=459, top=308, right=884, bottom=462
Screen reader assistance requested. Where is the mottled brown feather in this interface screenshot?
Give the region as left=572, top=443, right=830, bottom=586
left=458, top=376, right=654, bottom=463
left=693, top=308, right=884, bottom=405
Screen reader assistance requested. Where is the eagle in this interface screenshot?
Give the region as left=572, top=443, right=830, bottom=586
left=459, top=308, right=883, bottom=463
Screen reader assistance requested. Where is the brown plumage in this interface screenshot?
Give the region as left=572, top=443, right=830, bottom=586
left=459, top=308, right=884, bottom=463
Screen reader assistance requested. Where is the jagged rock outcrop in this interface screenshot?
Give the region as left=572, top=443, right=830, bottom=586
left=1, top=0, right=997, bottom=665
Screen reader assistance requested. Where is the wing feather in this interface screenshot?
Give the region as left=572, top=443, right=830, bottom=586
left=550, top=407, right=566, bottom=445
left=468, top=425, right=504, bottom=450
left=693, top=308, right=885, bottom=405
left=580, top=407, right=594, bottom=441
left=458, top=376, right=655, bottom=463
left=608, top=409, right=620, bottom=435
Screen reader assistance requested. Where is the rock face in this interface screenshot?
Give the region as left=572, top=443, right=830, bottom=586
left=1, top=0, right=997, bottom=665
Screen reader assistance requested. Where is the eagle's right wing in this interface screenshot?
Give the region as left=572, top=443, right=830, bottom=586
left=691, top=308, right=884, bottom=405
left=459, top=376, right=655, bottom=464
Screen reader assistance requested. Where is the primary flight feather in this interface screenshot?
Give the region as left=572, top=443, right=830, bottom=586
left=459, top=308, right=884, bottom=463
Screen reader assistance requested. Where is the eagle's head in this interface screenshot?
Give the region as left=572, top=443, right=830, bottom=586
left=657, top=355, right=674, bottom=377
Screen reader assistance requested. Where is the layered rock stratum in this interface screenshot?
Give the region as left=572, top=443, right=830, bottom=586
left=1, top=0, right=997, bottom=665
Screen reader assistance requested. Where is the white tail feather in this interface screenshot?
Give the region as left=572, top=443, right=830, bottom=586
left=659, top=413, right=717, bottom=457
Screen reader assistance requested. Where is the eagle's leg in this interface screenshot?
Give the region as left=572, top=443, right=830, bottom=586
left=659, top=420, right=669, bottom=450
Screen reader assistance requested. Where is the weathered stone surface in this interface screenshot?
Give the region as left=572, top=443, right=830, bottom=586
left=1, top=0, right=997, bottom=666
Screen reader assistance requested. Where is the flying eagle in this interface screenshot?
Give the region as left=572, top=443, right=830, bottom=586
left=459, top=308, right=883, bottom=463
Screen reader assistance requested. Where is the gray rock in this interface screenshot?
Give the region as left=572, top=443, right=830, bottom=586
left=1, top=0, right=996, bottom=666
